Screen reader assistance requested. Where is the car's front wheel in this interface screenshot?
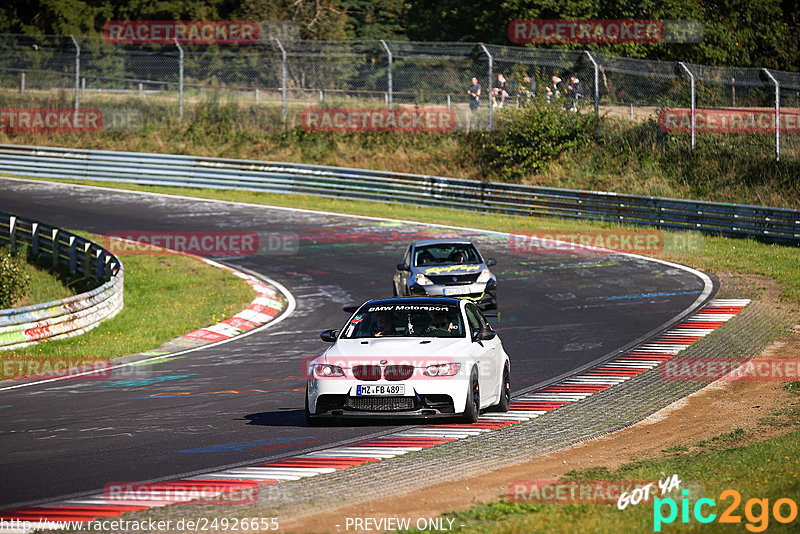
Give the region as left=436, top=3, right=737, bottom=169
left=460, top=368, right=480, bottom=423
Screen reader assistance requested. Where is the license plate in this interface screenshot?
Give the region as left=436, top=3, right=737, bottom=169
left=356, top=384, right=405, bottom=396
left=444, top=286, right=472, bottom=296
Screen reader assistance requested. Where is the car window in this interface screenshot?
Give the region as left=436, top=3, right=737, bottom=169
left=402, top=246, right=411, bottom=267
left=341, top=303, right=465, bottom=338
left=413, top=244, right=481, bottom=267
left=464, top=305, right=482, bottom=336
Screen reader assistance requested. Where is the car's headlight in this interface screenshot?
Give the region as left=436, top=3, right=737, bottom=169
left=423, top=363, right=461, bottom=377
left=415, top=273, right=434, bottom=286
left=313, top=364, right=345, bottom=377
left=477, top=269, right=492, bottom=284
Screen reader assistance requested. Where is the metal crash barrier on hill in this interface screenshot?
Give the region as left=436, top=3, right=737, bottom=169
left=0, top=144, right=798, bottom=244
left=0, top=211, right=123, bottom=350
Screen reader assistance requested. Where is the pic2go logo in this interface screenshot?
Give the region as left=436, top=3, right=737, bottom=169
left=653, top=489, right=798, bottom=532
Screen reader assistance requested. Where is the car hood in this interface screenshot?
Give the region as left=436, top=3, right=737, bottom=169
left=317, top=337, right=470, bottom=367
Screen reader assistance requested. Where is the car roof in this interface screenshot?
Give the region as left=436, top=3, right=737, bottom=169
left=359, top=297, right=466, bottom=309
left=412, top=238, right=475, bottom=247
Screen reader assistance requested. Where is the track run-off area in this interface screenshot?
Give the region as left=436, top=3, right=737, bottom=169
left=0, top=177, right=714, bottom=514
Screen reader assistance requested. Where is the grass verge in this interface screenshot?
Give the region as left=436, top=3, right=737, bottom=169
left=407, top=382, right=800, bottom=533
left=1, top=232, right=255, bottom=376
left=13, top=256, right=76, bottom=308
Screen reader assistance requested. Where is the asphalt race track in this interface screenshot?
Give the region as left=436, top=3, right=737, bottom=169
left=0, top=178, right=713, bottom=509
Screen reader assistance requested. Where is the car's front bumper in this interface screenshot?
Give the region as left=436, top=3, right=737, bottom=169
left=307, top=376, right=469, bottom=417
left=408, top=280, right=497, bottom=309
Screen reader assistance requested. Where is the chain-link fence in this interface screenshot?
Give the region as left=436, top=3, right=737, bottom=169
left=1, top=33, right=798, bottom=159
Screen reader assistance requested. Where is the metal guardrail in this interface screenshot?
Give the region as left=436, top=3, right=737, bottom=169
left=0, top=211, right=123, bottom=350
left=0, top=143, right=798, bottom=243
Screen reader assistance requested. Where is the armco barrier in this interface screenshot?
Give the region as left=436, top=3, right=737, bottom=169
left=0, top=144, right=798, bottom=243
left=0, top=213, right=123, bottom=350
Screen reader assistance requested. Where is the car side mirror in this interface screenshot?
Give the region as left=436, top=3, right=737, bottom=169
left=485, top=258, right=497, bottom=267
left=320, top=329, right=339, bottom=342
left=474, top=327, right=496, bottom=341
left=396, top=263, right=410, bottom=271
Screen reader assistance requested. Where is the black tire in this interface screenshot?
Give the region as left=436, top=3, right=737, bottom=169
left=461, top=368, right=480, bottom=423
left=495, top=364, right=510, bottom=412
left=305, top=386, right=324, bottom=426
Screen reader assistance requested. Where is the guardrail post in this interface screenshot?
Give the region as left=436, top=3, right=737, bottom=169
left=31, top=222, right=39, bottom=256
left=274, top=38, right=287, bottom=123
left=584, top=51, right=600, bottom=127
left=678, top=62, right=695, bottom=150
left=8, top=216, right=16, bottom=253
left=479, top=43, right=493, bottom=130
left=69, top=235, right=77, bottom=274
left=81, top=242, right=91, bottom=275
left=95, top=250, right=105, bottom=280
left=51, top=228, right=59, bottom=269
left=70, top=35, right=80, bottom=111
left=380, top=40, right=393, bottom=110
left=174, top=39, right=184, bottom=121
left=762, top=68, right=780, bottom=161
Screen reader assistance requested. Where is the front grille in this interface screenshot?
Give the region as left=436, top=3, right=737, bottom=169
left=352, top=365, right=381, bottom=381
left=384, top=365, right=414, bottom=381
left=428, top=273, right=480, bottom=285
left=345, top=396, right=416, bottom=412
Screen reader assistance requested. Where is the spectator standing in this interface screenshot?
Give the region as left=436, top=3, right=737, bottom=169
left=492, top=73, right=510, bottom=108
left=467, top=77, right=481, bottom=113
left=566, top=76, right=586, bottom=111
left=551, top=75, right=567, bottom=101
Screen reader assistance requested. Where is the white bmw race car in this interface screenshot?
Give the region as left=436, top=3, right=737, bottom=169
left=305, top=297, right=511, bottom=425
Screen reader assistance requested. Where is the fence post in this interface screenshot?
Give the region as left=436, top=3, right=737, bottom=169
left=274, top=38, right=287, bottom=123
left=479, top=43, right=493, bottom=130
left=380, top=40, right=393, bottom=109
left=174, top=39, right=184, bottom=121
left=70, top=35, right=80, bottom=111
left=762, top=68, right=780, bottom=161
left=584, top=51, right=600, bottom=127
left=678, top=62, right=695, bottom=150
left=20, top=72, right=25, bottom=95
left=9, top=216, right=16, bottom=253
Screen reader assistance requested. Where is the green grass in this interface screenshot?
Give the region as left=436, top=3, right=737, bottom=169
left=403, top=429, right=800, bottom=533
left=0, top=234, right=255, bottom=378
left=13, top=257, right=76, bottom=308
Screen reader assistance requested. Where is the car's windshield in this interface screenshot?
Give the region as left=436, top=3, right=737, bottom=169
left=341, top=303, right=465, bottom=339
left=413, top=244, right=481, bottom=267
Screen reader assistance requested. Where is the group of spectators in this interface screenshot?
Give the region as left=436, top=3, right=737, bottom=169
left=467, top=73, right=585, bottom=112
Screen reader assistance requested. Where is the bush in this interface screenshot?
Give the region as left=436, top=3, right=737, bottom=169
left=472, top=103, right=594, bottom=181
left=0, top=247, right=30, bottom=308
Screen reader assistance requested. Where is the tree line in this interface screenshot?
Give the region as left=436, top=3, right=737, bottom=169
left=1, top=0, right=797, bottom=70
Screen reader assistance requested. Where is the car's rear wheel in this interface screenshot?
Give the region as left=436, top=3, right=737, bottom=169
left=495, top=364, right=510, bottom=412
left=305, top=386, right=324, bottom=427
left=461, top=368, right=480, bottom=423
